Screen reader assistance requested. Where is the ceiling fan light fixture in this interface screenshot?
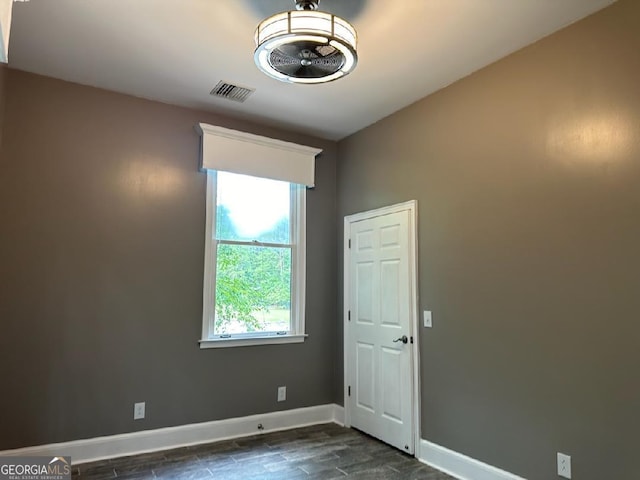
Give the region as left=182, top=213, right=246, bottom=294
left=254, top=0, right=358, bottom=84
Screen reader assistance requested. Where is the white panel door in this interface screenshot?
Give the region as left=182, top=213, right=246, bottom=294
left=347, top=209, right=413, bottom=453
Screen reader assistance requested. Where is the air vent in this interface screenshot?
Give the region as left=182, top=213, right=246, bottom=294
left=210, top=81, right=255, bottom=103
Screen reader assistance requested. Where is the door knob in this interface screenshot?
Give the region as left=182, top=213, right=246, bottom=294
left=393, top=335, right=408, bottom=344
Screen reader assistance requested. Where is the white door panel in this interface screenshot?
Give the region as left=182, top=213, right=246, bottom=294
left=381, top=346, right=403, bottom=422
left=356, top=342, right=375, bottom=412
left=347, top=209, right=414, bottom=454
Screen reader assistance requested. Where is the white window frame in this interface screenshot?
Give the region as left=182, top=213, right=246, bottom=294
left=196, top=123, right=320, bottom=349
left=199, top=171, right=307, bottom=348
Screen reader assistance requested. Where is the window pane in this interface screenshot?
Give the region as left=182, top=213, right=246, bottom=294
left=216, top=172, right=290, bottom=244
left=214, top=244, right=291, bottom=335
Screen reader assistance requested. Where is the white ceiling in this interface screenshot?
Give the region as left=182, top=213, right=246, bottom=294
left=8, top=0, right=616, bottom=140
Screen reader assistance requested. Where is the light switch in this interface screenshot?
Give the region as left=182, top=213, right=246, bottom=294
left=423, top=310, right=433, bottom=328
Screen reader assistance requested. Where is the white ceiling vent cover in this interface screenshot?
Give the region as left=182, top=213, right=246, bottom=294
left=210, top=81, right=255, bottom=103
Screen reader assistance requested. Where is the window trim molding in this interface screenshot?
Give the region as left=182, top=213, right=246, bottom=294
left=199, top=333, right=308, bottom=349
left=196, top=123, right=322, bottom=187
left=200, top=171, right=307, bottom=348
left=201, top=171, right=217, bottom=342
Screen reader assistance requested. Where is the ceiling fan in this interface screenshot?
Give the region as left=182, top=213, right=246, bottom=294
left=254, top=0, right=358, bottom=84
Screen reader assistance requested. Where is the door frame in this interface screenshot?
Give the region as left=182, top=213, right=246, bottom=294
left=343, top=200, right=420, bottom=455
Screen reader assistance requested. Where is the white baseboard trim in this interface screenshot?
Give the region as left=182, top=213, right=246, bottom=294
left=418, top=439, right=526, bottom=480
left=0, top=403, right=345, bottom=465
left=333, top=403, right=345, bottom=426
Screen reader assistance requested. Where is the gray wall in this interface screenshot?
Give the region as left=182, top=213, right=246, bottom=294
left=0, top=64, right=6, bottom=148
left=0, top=69, right=338, bottom=449
left=337, top=1, right=640, bottom=479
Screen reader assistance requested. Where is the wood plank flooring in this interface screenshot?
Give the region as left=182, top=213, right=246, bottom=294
left=72, top=423, right=455, bottom=479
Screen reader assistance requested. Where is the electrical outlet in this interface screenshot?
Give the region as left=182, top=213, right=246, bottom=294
left=277, top=386, right=286, bottom=402
left=133, top=402, right=145, bottom=420
left=557, top=452, right=571, bottom=479
left=423, top=310, right=433, bottom=328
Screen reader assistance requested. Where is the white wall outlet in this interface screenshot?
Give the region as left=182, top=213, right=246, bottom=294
left=133, top=402, right=145, bottom=420
left=423, top=310, right=433, bottom=328
left=557, top=452, right=571, bottom=479
left=277, top=386, right=286, bottom=402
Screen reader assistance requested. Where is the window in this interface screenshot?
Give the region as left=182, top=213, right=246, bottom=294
left=201, top=171, right=306, bottom=347
left=196, top=123, right=321, bottom=348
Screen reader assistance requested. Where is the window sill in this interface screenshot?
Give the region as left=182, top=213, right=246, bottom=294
left=199, top=334, right=308, bottom=349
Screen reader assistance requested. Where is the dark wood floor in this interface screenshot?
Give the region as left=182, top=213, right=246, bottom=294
left=72, top=423, right=455, bottom=479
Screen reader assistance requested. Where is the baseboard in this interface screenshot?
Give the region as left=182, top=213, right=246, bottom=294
left=0, top=403, right=345, bottom=465
left=332, top=402, right=345, bottom=426
left=418, top=439, right=526, bottom=480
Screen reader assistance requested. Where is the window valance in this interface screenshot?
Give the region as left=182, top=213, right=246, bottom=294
left=196, top=123, right=322, bottom=187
